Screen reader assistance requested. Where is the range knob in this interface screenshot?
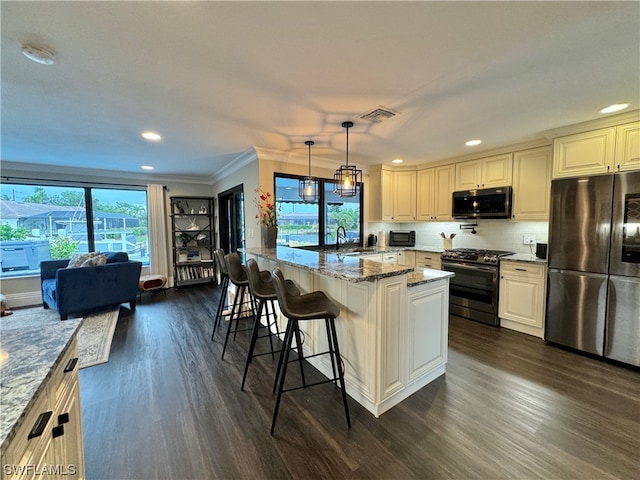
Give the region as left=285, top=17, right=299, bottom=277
left=483, top=255, right=491, bottom=263
left=490, top=256, right=498, bottom=264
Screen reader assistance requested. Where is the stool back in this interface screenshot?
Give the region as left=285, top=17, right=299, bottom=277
left=245, top=258, right=274, bottom=300
left=225, top=252, right=248, bottom=285
left=271, top=268, right=296, bottom=319
left=214, top=248, right=228, bottom=276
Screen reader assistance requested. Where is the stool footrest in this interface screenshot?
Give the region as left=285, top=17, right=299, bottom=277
left=281, top=378, right=339, bottom=393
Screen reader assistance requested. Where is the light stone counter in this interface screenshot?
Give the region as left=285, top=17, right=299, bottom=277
left=0, top=319, right=81, bottom=452
left=503, top=253, right=547, bottom=264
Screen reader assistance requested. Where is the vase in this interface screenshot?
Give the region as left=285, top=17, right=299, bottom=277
left=262, top=226, right=278, bottom=249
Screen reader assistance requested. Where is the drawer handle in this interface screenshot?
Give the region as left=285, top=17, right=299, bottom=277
left=515, top=268, right=527, bottom=272
left=58, top=412, right=70, bottom=425
left=52, top=425, right=65, bottom=439
left=28, top=411, right=53, bottom=440
left=64, top=357, right=78, bottom=373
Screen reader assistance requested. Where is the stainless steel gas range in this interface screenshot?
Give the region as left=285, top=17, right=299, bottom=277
left=441, top=248, right=514, bottom=326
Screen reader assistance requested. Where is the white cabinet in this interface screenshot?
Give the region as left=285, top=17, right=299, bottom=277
left=455, top=153, right=513, bottom=190
left=414, top=251, right=441, bottom=270
left=552, top=122, right=640, bottom=178
left=370, top=168, right=416, bottom=221
left=512, top=146, right=552, bottom=221
left=406, top=281, right=449, bottom=384
left=397, top=250, right=415, bottom=267
left=433, top=164, right=456, bottom=221
left=416, top=168, right=435, bottom=221
left=499, top=261, right=546, bottom=338
left=2, top=338, right=85, bottom=480
left=615, top=122, right=640, bottom=171
left=381, top=252, right=398, bottom=264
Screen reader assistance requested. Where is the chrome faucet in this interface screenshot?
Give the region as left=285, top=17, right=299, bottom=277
left=336, top=226, right=346, bottom=250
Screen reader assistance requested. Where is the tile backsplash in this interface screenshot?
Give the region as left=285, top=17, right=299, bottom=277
left=368, top=220, right=548, bottom=254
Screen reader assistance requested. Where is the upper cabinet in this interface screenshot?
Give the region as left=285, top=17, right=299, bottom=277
left=417, top=164, right=455, bottom=221
left=512, top=146, right=552, bottom=221
left=455, top=153, right=513, bottom=190
left=552, top=122, right=640, bottom=178
left=615, top=122, right=640, bottom=171
left=370, top=167, right=416, bottom=221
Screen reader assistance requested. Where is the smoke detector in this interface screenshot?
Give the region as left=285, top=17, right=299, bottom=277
left=360, top=106, right=399, bottom=123
left=22, top=44, right=56, bottom=65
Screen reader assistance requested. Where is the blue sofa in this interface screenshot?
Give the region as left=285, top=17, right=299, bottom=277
left=40, top=252, right=143, bottom=320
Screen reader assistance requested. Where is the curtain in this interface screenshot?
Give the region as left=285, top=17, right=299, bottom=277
left=147, top=183, right=170, bottom=285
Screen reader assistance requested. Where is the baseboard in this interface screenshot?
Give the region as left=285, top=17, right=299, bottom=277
left=3, top=291, right=42, bottom=309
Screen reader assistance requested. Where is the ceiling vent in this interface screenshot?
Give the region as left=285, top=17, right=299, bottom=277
left=359, top=106, right=399, bottom=123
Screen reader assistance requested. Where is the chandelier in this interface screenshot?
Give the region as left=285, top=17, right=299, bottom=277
left=299, top=140, right=319, bottom=202
left=333, top=121, right=361, bottom=197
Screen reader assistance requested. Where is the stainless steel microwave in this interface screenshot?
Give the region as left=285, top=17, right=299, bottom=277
left=389, top=230, right=416, bottom=247
left=452, top=186, right=512, bottom=219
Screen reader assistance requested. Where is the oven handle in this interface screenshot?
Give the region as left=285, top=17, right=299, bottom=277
left=441, top=261, right=498, bottom=273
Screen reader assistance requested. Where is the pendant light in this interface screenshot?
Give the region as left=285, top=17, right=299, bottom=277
left=333, top=121, right=361, bottom=197
left=299, top=140, right=319, bottom=202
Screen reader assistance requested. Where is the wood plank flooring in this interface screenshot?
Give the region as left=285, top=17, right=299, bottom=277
left=80, top=284, right=639, bottom=480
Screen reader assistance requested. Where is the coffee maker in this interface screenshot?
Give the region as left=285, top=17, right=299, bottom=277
left=367, top=233, right=377, bottom=247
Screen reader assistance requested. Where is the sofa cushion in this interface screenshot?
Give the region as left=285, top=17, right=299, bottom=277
left=104, top=251, right=129, bottom=263
left=81, top=254, right=107, bottom=267
left=42, top=278, right=57, bottom=303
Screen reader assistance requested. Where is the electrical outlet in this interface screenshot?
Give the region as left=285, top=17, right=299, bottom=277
left=523, top=234, right=536, bottom=245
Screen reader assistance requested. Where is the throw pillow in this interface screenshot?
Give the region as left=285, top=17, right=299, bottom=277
left=67, top=252, right=101, bottom=268
left=80, top=254, right=108, bottom=267
left=104, top=251, right=129, bottom=263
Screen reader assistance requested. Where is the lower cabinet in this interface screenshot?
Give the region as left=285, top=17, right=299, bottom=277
left=2, top=338, right=85, bottom=480
left=498, top=260, right=546, bottom=338
left=414, top=251, right=441, bottom=270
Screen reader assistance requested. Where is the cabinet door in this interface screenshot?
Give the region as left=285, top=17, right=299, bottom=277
left=407, top=282, right=448, bottom=382
left=615, top=122, right=640, bottom=172
left=381, top=169, right=395, bottom=220
left=499, top=262, right=546, bottom=331
left=455, top=159, right=482, bottom=190
left=512, top=146, right=552, bottom=221
left=434, top=165, right=455, bottom=220
left=393, top=171, right=416, bottom=221
left=553, top=127, right=616, bottom=178
left=416, top=168, right=435, bottom=220
left=482, top=153, right=513, bottom=187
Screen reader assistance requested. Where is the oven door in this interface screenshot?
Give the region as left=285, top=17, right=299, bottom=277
left=442, top=261, right=500, bottom=326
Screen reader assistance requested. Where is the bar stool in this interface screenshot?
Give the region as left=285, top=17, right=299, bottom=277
left=241, top=259, right=303, bottom=391
left=211, top=248, right=229, bottom=340
left=270, top=268, right=351, bottom=435
left=221, top=252, right=258, bottom=360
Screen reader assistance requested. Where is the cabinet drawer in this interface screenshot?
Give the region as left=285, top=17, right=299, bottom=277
left=500, top=262, right=545, bottom=278
left=381, top=253, right=398, bottom=264
left=51, top=338, right=79, bottom=407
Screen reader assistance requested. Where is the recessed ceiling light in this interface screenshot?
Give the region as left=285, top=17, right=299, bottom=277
left=141, top=165, right=154, bottom=171
left=141, top=131, right=162, bottom=141
left=392, top=158, right=403, bottom=164
left=22, top=44, right=56, bottom=65
left=465, top=139, right=482, bottom=146
left=599, top=104, right=629, bottom=114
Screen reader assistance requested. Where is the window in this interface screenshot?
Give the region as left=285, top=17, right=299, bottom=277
left=274, top=174, right=362, bottom=249
left=0, top=183, right=149, bottom=277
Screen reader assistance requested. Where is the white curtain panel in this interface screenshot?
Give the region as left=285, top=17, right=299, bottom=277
left=147, top=184, right=170, bottom=285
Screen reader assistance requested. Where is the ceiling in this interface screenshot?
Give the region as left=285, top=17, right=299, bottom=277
left=2, top=1, right=639, bottom=181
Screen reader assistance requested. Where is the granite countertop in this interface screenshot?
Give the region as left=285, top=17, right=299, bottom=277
left=409, top=245, right=444, bottom=253
left=245, top=246, right=414, bottom=282
left=503, top=253, right=547, bottom=264
left=0, top=319, right=81, bottom=452
left=407, top=268, right=454, bottom=287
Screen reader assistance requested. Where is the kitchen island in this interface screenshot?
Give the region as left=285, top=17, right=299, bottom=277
left=245, top=246, right=453, bottom=417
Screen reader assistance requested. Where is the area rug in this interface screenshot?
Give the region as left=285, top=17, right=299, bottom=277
left=1, top=306, right=120, bottom=368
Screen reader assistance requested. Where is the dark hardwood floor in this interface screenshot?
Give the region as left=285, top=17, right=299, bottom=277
left=80, top=284, right=639, bottom=480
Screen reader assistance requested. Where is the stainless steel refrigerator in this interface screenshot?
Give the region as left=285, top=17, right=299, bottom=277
left=545, top=171, right=640, bottom=367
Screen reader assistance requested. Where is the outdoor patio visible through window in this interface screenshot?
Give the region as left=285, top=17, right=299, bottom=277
left=0, top=184, right=149, bottom=277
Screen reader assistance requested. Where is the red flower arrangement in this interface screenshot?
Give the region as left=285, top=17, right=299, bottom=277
left=254, top=187, right=279, bottom=227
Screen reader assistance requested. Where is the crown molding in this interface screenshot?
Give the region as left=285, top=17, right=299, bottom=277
left=541, top=109, right=640, bottom=139
left=208, top=147, right=259, bottom=183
